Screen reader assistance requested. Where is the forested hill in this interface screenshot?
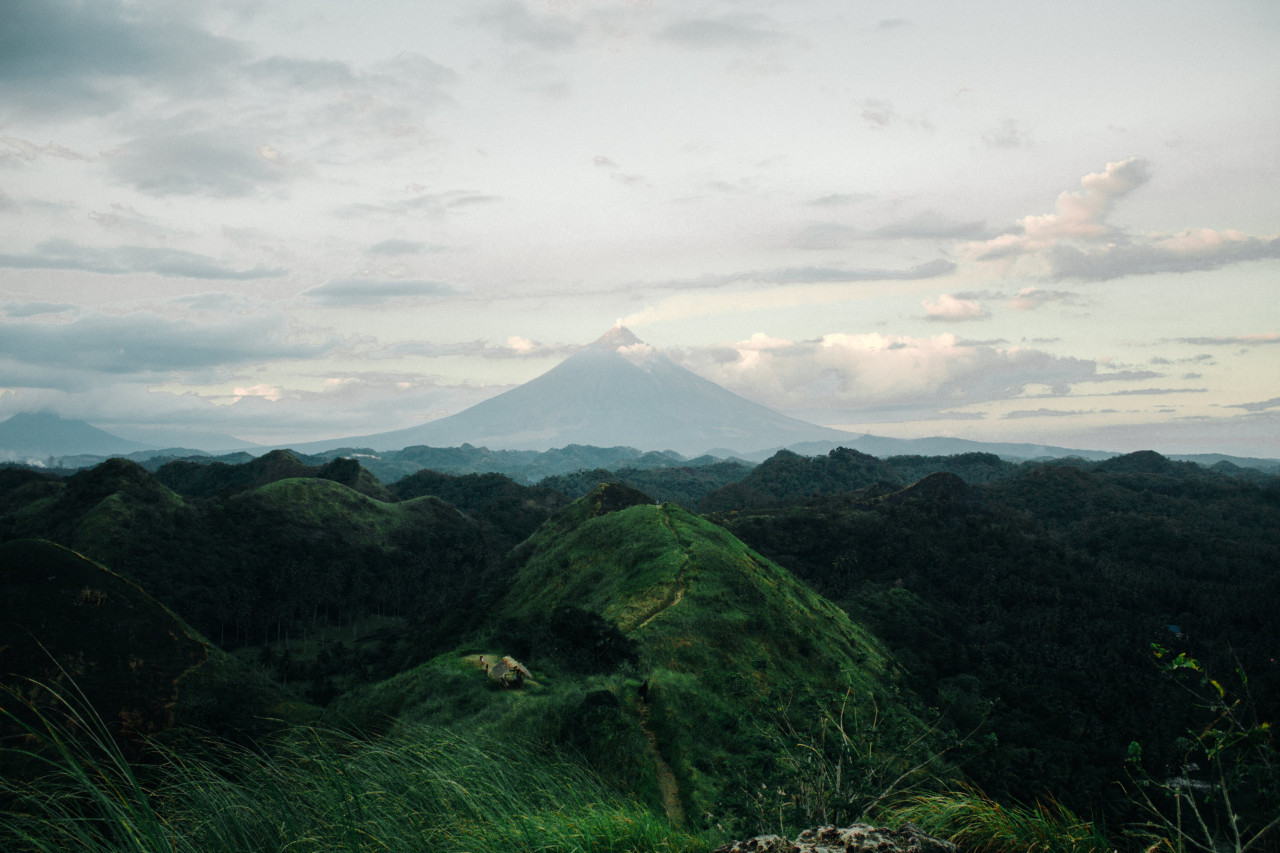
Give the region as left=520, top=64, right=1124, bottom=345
left=1, top=446, right=1277, bottom=843
left=704, top=451, right=1280, bottom=823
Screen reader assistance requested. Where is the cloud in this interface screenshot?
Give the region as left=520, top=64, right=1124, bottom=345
left=367, top=239, right=432, bottom=256
left=335, top=191, right=501, bottom=219
left=1048, top=232, right=1280, bottom=281
left=670, top=333, right=1116, bottom=418
left=1003, top=408, right=1098, bottom=419
left=1, top=136, right=90, bottom=162
left=1172, top=334, right=1280, bottom=346
left=967, top=158, right=1280, bottom=281
left=3, top=301, right=76, bottom=318
left=659, top=14, right=787, bottom=48
left=0, top=239, right=285, bottom=279
left=0, top=0, right=244, bottom=116
left=982, top=118, right=1033, bottom=149
left=0, top=312, right=337, bottom=383
left=874, top=211, right=990, bottom=240
left=1010, top=287, right=1081, bottom=310
left=109, top=130, right=296, bottom=198
left=303, top=279, right=458, bottom=306
left=1228, top=397, right=1280, bottom=412
left=660, top=259, right=957, bottom=290
left=859, top=99, right=898, bottom=129
left=974, top=158, right=1151, bottom=261
left=923, top=294, right=990, bottom=322
left=472, top=1, right=581, bottom=50
left=793, top=223, right=859, bottom=250
left=375, top=337, right=576, bottom=360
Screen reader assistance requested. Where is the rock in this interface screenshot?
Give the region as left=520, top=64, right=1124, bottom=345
left=712, top=823, right=959, bottom=853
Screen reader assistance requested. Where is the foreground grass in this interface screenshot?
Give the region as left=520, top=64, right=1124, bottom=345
left=1, top=698, right=707, bottom=853
left=879, top=783, right=1115, bottom=853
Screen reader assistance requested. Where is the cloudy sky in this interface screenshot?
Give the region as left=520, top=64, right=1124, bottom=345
left=2, top=0, right=1278, bottom=456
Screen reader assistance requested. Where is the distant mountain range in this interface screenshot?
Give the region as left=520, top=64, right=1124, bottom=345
left=2, top=327, right=1278, bottom=471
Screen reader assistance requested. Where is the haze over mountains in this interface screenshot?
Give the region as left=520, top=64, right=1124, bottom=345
left=2, top=326, right=1278, bottom=470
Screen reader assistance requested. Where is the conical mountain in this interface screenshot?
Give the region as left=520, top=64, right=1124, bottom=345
left=0, top=411, right=152, bottom=459
left=301, top=327, right=854, bottom=456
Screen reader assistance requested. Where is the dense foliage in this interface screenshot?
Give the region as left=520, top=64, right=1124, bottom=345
left=707, top=451, right=1280, bottom=834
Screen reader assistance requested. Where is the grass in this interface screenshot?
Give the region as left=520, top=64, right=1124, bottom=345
left=879, top=783, right=1117, bottom=853
left=1, top=682, right=708, bottom=853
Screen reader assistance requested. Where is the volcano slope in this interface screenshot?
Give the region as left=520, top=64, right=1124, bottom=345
left=326, top=483, right=936, bottom=832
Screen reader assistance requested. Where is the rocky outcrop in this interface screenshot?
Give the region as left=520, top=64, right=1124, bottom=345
left=712, top=823, right=960, bottom=853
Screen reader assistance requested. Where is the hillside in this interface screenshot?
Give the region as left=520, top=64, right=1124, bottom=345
left=326, top=483, right=936, bottom=832
left=707, top=451, right=1280, bottom=823
left=0, top=539, right=310, bottom=769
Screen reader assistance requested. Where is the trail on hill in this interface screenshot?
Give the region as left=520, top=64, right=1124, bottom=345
left=637, top=700, right=686, bottom=827
left=634, top=506, right=690, bottom=632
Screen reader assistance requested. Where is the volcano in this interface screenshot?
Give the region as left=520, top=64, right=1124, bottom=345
left=304, top=327, right=854, bottom=456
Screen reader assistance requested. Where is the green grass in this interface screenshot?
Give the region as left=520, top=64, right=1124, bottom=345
left=1, top=685, right=707, bottom=853
left=879, top=784, right=1116, bottom=853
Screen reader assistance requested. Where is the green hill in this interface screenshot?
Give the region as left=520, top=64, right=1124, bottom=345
left=326, top=483, right=932, bottom=833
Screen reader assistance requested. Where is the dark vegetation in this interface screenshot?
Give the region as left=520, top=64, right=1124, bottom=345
left=1, top=445, right=1277, bottom=850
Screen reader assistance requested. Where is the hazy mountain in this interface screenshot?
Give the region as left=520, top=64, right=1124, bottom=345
left=0, top=411, right=152, bottom=460
left=291, top=327, right=857, bottom=456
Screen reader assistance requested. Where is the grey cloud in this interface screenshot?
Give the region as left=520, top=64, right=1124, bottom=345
left=247, top=56, right=360, bottom=89
left=367, top=239, right=432, bottom=256
left=1, top=136, right=89, bottom=162
left=472, top=1, right=580, bottom=50
left=1172, top=334, right=1280, bottom=346
left=1228, top=397, right=1280, bottom=412
left=804, top=193, right=874, bottom=207
left=1010, top=288, right=1081, bottom=310
left=664, top=259, right=956, bottom=290
left=982, top=119, right=1033, bottom=149
left=659, top=14, right=786, bottom=48
left=110, top=130, right=292, bottom=198
left=1107, top=387, right=1208, bottom=396
left=0, top=0, right=244, bottom=116
left=876, top=19, right=912, bottom=31
left=594, top=156, right=619, bottom=169
left=3, top=301, right=76, bottom=318
left=304, top=279, right=458, bottom=306
left=794, top=223, right=858, bottom=250
left=1049, top=237, right=1280, bottom=281
left=860, top=99, right=898, bottom=128
left=875, top=211, right=990, bottom=240
left=382, top=339, right=576, bottom=360
left=0, top=312, right=335, bottom=377
left=336, top=191, right=501, bottom=219
left=0, top=239, right=285, bottom=279
left=1003, top=408, right=1094, bottom=419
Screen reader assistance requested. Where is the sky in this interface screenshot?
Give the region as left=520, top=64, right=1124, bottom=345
left=2, top=0, right=1278, bottom=456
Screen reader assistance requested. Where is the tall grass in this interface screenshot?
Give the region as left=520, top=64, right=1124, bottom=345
left=1, top=684, right=706, bottom=853
left=879, top=783, right=1116, bottom=853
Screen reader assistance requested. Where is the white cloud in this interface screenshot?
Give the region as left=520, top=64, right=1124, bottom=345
left=923, top=294, right=990, bottom=322
left=671, top=333, right=1109, bottom=417
left=967, top=159, right=1280, bottom=281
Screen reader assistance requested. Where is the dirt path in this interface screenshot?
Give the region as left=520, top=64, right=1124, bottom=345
left=633, top=506, right=690, bottom=631
left=637, top=701, right=686, bottom=827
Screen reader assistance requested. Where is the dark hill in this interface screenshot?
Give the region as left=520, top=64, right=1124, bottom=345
left=155, top=448, right=391, bottom=500
left=0, top=539, right=308, bottom=766
left=699, top=447, right=894, bottom=511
